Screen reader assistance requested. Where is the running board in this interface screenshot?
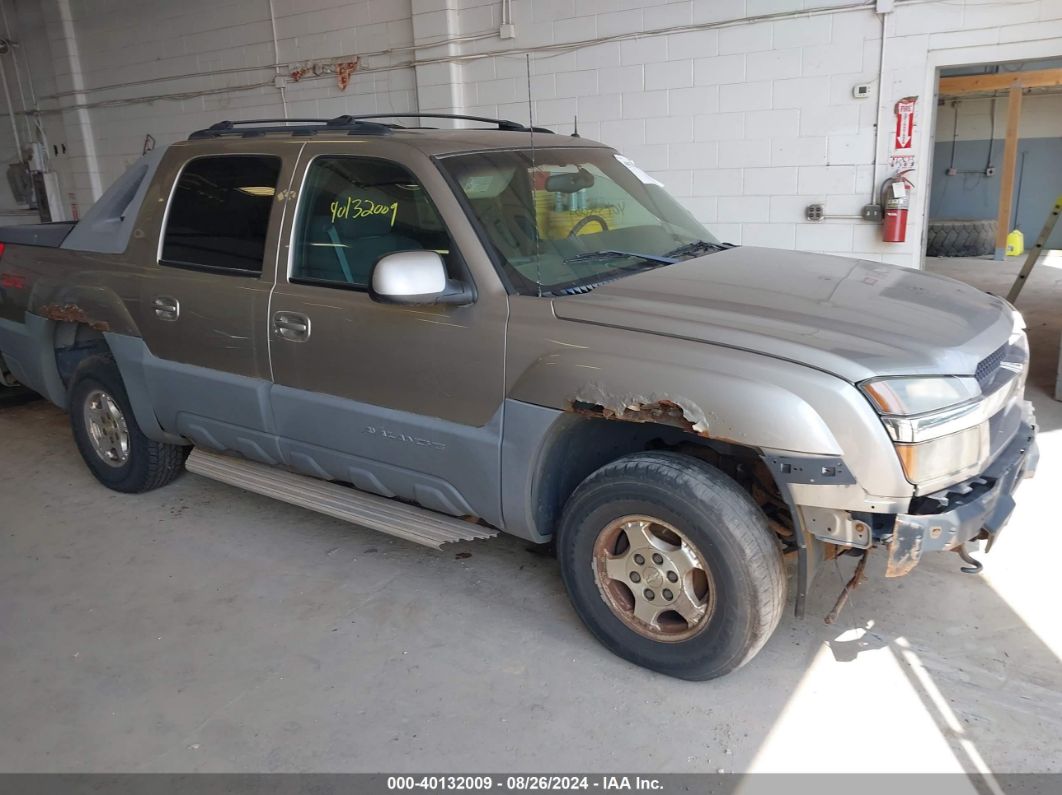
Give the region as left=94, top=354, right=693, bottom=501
left=185, top=448, right=498, bottom=549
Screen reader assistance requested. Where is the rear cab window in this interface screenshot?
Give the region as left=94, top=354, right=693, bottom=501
left=160, top=155, right=282, bottom=275
left=290, top=156, right=456, bottom=290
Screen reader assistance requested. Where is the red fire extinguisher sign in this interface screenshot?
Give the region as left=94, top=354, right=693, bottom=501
left=893, top=97, right=917, bottom=151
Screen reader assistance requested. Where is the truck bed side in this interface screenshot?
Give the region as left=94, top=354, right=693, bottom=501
left=0, top=146, right=168, bottom=403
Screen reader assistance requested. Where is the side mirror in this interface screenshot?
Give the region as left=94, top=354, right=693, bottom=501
left=369, top=250, right=473, bottom=306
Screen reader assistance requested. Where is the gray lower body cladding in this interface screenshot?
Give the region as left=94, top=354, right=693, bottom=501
left=0, top=314, right=69, bottom=407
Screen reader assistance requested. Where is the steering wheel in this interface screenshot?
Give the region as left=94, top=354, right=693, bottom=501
left=568, top=214, right=609, bottom=238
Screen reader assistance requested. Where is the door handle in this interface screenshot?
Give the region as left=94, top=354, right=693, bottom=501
left=273, top=311, right=311, bottom=342
left=152, top=295, right=179, bottom=321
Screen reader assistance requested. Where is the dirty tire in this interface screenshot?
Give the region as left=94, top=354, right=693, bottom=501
left=69, top=354, right=187, bottom=493
left=925, top=219, right=997, bottom=257
left=557, top=451, right=786, bottom=680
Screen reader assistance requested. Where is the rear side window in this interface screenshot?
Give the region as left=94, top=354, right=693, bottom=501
left=161, top=155, right=281, bottom=274
left=291, top=156, right=453, bottom=289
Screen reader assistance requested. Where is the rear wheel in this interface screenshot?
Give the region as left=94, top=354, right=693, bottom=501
left=69, top=355, right=186, bottom=493
left=557, top=451, right=786, bottom=680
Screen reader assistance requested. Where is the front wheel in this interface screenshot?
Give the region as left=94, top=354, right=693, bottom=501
left=556, top=452, right=786, bottom=680
left=69, top=355, right=187, bottom=493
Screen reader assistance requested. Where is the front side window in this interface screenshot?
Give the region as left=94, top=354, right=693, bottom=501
left=161, top=155, right=281, bottom=274
left=291, top=157, right=454, bottom=289
left=439, top=148, right=720, bottom=295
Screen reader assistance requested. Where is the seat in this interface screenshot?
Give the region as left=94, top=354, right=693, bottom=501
left=299, top=207, right=421, bottom=286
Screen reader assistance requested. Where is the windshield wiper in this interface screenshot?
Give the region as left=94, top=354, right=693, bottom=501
left=564, top=249, right=677, bottom=266
left=665, top=240, right=734, bottom=259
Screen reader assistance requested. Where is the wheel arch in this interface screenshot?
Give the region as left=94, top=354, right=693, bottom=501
left=4, top=283, right=142, bottom=407
left=500, top=346, right=849, bottom=544
left=54, top=322, right=110, bottom=392
left=55, top=329, right=184, bottom=446
left=500, top=399, right=786, bottom=544
left=28, top=282, right=141, bottom=339
left=502, top=337, right=912, bottom=511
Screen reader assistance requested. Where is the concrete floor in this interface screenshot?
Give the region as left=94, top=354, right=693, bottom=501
left=1, top=255, right=1061, bottom=774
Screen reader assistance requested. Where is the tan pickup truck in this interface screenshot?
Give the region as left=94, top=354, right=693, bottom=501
left=0, top=115, right=1038, bottom=679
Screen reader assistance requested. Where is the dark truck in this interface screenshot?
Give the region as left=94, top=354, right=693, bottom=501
left=0, top=115, right=1038, bottom=680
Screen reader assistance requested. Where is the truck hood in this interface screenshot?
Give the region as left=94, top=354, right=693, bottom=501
left=551, top=247, right=1014, bottom=383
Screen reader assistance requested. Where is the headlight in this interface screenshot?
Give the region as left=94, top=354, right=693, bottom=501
left=894, top=425, right=986, bottom=485
left=860, top=376, right=986, bottom=487
left=860, top=376, right=980, bottom=416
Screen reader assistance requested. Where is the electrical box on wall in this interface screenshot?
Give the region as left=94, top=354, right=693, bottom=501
left=806, top=204, right=824, bottom=222
left=852, top=84, right=871, bottom=99
left=861, top=204, right=883, bottom=222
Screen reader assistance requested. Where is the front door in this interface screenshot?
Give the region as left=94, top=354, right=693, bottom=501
left=268, top=142, right=509, bottom=525
left=134, top=144, right=297, bottom=461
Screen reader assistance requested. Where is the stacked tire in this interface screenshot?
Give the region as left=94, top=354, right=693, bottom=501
left=925, top=219, right=997, bottom=257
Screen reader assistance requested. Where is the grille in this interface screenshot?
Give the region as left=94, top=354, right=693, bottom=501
left=975, top=344, right=1007, bottom=391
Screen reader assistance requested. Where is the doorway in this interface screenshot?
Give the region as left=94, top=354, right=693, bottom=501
left=926, top=58, right=1062, bottom=260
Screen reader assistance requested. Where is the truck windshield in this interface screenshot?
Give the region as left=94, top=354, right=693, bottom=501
left=438, top=148, right=722, bottom=295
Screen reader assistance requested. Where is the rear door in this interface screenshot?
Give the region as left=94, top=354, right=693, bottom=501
left=134, top=143, right=298, bottom=461
left=267, top=140, right=509, bottom=525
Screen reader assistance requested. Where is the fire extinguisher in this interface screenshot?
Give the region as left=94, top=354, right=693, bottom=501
left=880, top=170, right=915, bottom=243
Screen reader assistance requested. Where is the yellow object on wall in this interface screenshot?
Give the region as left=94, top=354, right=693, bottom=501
left=532, top=191, right=618, bottom=239
left=547, top=208, right=617, bottom=239
left=1006, top=229, right=1024, bottom=256
left=534, top=191, right=553, bottom=237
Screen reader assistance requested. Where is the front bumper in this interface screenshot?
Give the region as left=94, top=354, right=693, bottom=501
left=884, top=405, right=1038, bottom=577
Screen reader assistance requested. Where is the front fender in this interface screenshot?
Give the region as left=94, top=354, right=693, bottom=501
left=509, top=335, right=841, bottom=455
left=506, top=319, right=912, bottom=503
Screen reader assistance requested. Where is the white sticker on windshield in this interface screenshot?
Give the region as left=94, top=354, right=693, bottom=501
left=614, top=154, right=664, bottom=187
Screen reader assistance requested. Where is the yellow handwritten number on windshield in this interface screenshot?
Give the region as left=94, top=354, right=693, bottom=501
left=330, top=196, right=399, bottom=227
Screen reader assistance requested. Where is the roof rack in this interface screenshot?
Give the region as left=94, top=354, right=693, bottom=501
left=187, top=116, right=394, bottom=140
left=187, top=113, right=554, bottom=140
left=344, top=113, right=554, bottom=133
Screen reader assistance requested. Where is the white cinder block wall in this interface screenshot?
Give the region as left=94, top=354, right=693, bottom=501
left=2, top=0, right=1061, bottom=269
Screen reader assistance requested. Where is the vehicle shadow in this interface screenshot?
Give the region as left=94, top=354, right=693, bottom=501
left=0, top=385, right=41, bottom=408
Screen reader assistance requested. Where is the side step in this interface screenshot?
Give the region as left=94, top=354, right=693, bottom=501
left=185, top=448, right=498, bottom=549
